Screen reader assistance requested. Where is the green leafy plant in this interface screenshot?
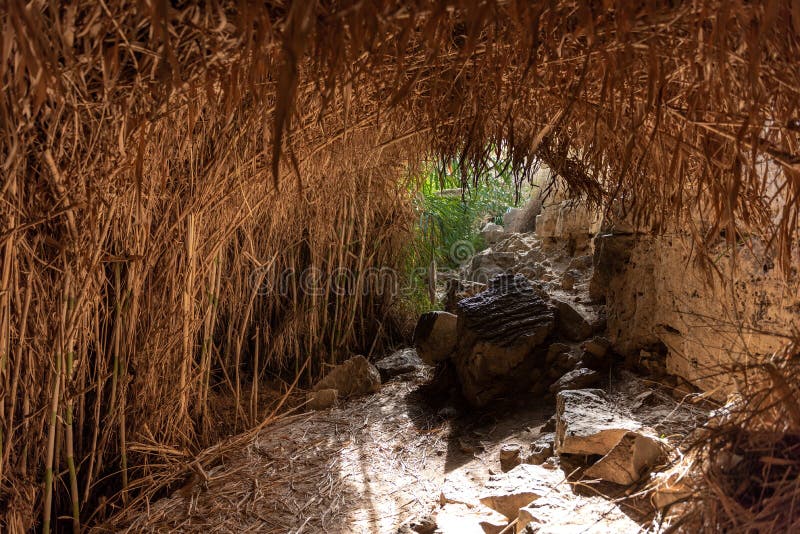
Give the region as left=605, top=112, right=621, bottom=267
left=403, top=157, right=518, bottom=310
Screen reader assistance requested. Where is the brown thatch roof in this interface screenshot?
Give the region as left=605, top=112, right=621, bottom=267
left=1, top=1, right=799, bottom=530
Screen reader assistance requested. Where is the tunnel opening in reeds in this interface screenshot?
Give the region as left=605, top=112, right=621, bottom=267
left=1, top=1, right=799, bottom=531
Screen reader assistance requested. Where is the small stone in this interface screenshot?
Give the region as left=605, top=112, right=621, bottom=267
left=306, top=389, right=338, bottom=410
left=541, top=457, right=559, bottom=470
left=500, top=444, right=522, bottom=472
left=582, top=336, right=611, bottom=358
left=525, top=434, right=554, bottom=465
left=406, top=516, right=436, bottom=534
left=549, top=368, right=601, bottom=393
left=561, top=270, right=577, bottom=290
left=314, top=355, right=381, bottom=398
left=375, top=348, right=423, bottom=381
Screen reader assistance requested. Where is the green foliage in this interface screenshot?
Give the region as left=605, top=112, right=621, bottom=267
left=402, top=158, right=517, bottom=310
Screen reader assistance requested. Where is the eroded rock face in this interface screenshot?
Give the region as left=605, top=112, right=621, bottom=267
left=414, top=311, right=458, bottom=365
left=314, top=355, right=381, bottom=398
left=535, top=199, right=602, bottom=252
left=454, top=274, right=556, bottom=406
left=597, top=233, right=800, bottom=397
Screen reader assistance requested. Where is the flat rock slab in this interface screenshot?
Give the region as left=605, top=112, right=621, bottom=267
left=516, top=493, right=640, bottom=533
left=549, top=368, right=600, bottom=393
left=440, top=472, right=482, bottom=508
left=375, top=348, right=423, bottom=381
left=478, top=464, right=563, bottom=519
left=555, top=389, right=642, bottom=456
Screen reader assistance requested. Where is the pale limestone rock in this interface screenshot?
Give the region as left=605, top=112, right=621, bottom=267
left=555, top=389, right=642, bottom=456
left=481, top=222, right=506, bottom=244
left=434, top=503, right=508, bottom=534
left=584, top=431, right=665, bottom=485
left=414, top=311, right=458, bottom=365
left=478, top=464, right=562, bottom=519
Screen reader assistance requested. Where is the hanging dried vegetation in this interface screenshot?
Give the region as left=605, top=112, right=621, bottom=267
left=1, top=0, right=799, bottom=530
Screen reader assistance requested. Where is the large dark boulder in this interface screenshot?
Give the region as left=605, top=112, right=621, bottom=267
left=453, top=274, right=556, bottom=406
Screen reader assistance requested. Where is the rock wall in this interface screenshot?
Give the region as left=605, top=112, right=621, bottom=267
left=535, top=198, right=602, bottom=252
left=597, top=233, right=799, bottom=397
left=531, top=184, right=798, bottom=398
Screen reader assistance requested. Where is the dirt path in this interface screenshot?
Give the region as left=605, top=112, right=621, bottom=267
left=124, top=365, right=704, bottom=533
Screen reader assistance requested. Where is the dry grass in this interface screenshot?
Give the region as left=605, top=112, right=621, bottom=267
left=1, top=1, right=799, bottom=530
left=673, top=338, right=800, bottom=533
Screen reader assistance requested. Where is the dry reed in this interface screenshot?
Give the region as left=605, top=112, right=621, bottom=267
left=1, top=1, right=799, bottom=530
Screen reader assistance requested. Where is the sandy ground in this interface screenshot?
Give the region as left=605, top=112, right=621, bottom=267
left=122, top=365, right=706, bottom=533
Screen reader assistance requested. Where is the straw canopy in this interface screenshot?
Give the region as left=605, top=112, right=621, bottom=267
left=1, top=0, right=799, bottom=529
